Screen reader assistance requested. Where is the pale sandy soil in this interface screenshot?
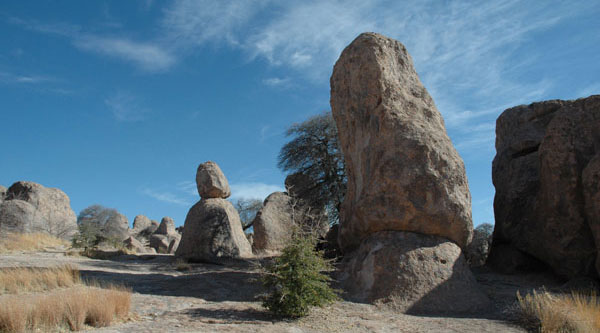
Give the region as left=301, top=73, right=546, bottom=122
left=0, top=250, right=558, bottom=332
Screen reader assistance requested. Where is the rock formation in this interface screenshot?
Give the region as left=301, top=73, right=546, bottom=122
left=252, top=191, right=329, bottom=255
left=103, top=211, right=130, bottom=241
left=132, top=215, right=159, bottom=236
left=176, top=161, right=252, bottom=262
left=340, top=231, right=490, bottom=315
left=150, top=234, right=170, bottom=254
left=330, top=32, right=486, bottom=314
left=123, top=236, right=147, bottom=253
left=195, top=161, right=231, bottom=199
left=0, top=181, right=77, bottom=239
left=331, top=33, right=473, bottom=253
left=0, top=185, right=6, bottom=203
left=156, top=217, right=176, bottom=235
left=489, top=95, right=600, bottom=278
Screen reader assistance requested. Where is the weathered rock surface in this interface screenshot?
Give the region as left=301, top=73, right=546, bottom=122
left=123, top=236, right=147, bottom=253
left=330, top=32, right=473, bottom=252
left=252, top=192, right=329, bottom=255
left=167, top=237, right=180, bottom=254
left=340, top=231, right=491, bottom=315
left=104, top=212, right=130, bottom=241
left=132, top=215, right=159, bottom=236
left=583, top=154, right=600, bottom=276
left=0, top=181, right=77, bottom=239
left=0, top=185, right=6, bottom=203
left=176, top=198, right=252, bottom=262
left=150, top=234, right=170, bottom=254
left=196, top=161, right=231, bottom=199
left=489, top=95, right=600, bottom=278
left=0, top=200, right=42, bottom=234
left=156, top=217, right=176, bottom=235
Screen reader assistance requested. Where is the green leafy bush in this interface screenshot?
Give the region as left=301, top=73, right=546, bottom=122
left=262, top=235, right=339, bottom=317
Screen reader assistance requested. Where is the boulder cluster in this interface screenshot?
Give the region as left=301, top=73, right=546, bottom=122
left=0, top=181, right=77, bottom=239
left=488, top=95, right=600, bottom=279
left=175, top=161, right=252, bottom=262
left=128, top=215, right=181, bottom=254
left=330, top=32, right=490, bottom=314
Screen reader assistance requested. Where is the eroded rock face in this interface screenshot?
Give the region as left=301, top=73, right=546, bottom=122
left=123, top=236, right=146, bottom=253
left=157, top=217, right=176, bottom=235
left=583, top=154, right=600, bottom=276
left=340, top=231, right=491, bottom=315
left=150, top=234, right=170, bottom=254
left=1, top=181, right=77, bottom=239
left=132, top=215, right=158, bottom=235
left=252, top=192, right=329, bottom=255
left=196, top=161, right=231, bottom=199
left=175, top=198, right=252, bottom=262
left=489, top=95, right=600, bottom=278
left=0, top=200, right=42, bottom=234
left=330, top=32, right=473, bottom=252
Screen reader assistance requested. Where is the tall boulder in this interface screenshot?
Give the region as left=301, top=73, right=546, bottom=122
left=132, top=215, right=159, bottom=236
left=489, top=95, right=600, bottom=278
left=176, top=161, right=252, bottom=261
left=0, top=181, right=77, bottom=239
left=176, top=198, right=252, bottom=261
left=330, top=32, right=473, bottom=253
left=196, top=161, right=231, bottom=199
left=156, top=216, right=176, bottom=235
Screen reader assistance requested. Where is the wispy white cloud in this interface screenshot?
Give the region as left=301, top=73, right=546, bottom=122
left=104, top=91, right=149, bottom=122
left=141, top=188, right=191, bottom=206
left=230, top=182, right=284, bottom=201
left=262, top=77, right=291, bottom=87
left=0, top=71, right=56, bottom=84
left=177, top=180, right=197, bottom=196
left=75, top=36, right=175, bottom=71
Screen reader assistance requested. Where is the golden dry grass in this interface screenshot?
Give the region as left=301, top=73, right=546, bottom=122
left=0, top=265, right=80, bottom=294
left=0, top=232, right=68, bottom=253
left=0, top=265, right=131, bottom=332
left=517, top=289, right=600, bottom=332
left=0, top=286, right=131, bottom=332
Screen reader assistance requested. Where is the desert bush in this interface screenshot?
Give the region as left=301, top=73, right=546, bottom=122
left=517, top=289, right=600, bottom=332
left=262, top=234, right=339, bottom=318
left=174, top=258, right=192, bottom=272
left=0, top=232, right=68, bottom=253
left=0, top=265, right=80, bottom=294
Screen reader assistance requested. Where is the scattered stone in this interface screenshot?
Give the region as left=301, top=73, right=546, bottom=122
left=176, top=198, right=252, bottom=262
left=196, top=161, right=231, bottom=199
left=156, top=217, right=176, bottom=235
left=489, top=95, right=600, bottom=278
left=330, top=32, right=473, bottom=253
left=340, top=231, right=491, bottom=315
left=0, top=181, right=77, bottom=239
left=150, top=234, right=170, bottom=254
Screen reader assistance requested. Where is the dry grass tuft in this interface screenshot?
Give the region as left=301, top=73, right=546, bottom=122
left=517, top=289, right=600, bottom=332
left=0, top=233, right=68, bottom=253
left=0, top=286, right=131, bottom=332
left=0, top=265, right=80, bottom=294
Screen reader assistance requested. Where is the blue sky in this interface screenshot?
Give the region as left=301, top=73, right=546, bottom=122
left=1, top=0, right=599, bottom=228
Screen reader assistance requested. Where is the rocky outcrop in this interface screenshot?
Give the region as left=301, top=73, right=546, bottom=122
left=132, top=215, right=159, bottom=236
left=196, top=161, right=231, bottom=199
left=0, top=181, right=77, bottom=239
left=150, top=234, right=170, bottom=254
left=330, top=32, right=473, bottom=253
left=168, top=237, right=180, bottom=254
left=123, top=236, right=147, bottom=253
left=489, top=95, right=600, bottom=278
left=0, top=185, right=6, bottom=203
left=156, top=217, right=176, bottom=235
left=252, top=192, right=329, bottom=255
left=176, top=161, right=252, bottom=261
left=176, top=198, right=252, bottom=261
left=339, top=231, right=490, bottom=315
left=0, top=200, right=42, bottom=234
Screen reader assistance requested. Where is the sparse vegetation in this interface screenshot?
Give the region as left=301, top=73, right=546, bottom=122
left=174, top=258, right=192, bottom=272
left=0, top=233, right=68, bottom=253
left=262, top=234, right=339, bottom=318
left=517, top=289, right=600, bottom=332
left=0, top=265, right=131, bottom=332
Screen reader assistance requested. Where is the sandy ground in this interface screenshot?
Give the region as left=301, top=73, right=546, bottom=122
left=0, top=250, right=559, bottom=332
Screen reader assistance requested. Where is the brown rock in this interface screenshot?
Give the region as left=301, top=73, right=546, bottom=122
left=150, top=234, right=170, bottom=254
left=123, top=236, right=146, bottom=253
left=339, top=231, right=491, bottom=315
left=583, top=154, right=600, bottom=276
left=175, top=198, right=252, bottom=261
left=489, top=95, right=600, bottom=278
left=196, top=161, right=231, bottom=199
left=2, top=181, right=77, bottom=239
left=330, top=32, right=473, bottom=252
left=156, top=216, right=176, bottom=235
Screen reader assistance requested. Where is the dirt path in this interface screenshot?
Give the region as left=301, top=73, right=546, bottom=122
left=0, top=251, right=530, bottom=332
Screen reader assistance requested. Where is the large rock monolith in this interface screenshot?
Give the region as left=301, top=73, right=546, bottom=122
left=331, top=32, right=473, bottom=253
left=0, top=181, right=77, bottom=239
left=489, top=95, right=600, bottom=278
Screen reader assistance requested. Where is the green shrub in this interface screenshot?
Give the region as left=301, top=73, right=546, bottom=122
left=262, top=235, right=339, bottom=318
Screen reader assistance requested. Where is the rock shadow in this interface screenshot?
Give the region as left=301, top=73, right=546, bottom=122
left=181, top=307, right=280, bottom=324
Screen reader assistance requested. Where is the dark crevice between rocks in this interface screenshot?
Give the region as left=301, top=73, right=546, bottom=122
left=511, top=144, right=540, bottom=159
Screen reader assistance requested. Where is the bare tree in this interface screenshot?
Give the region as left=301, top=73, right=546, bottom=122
left=233, top=198, right=263, bottom=231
